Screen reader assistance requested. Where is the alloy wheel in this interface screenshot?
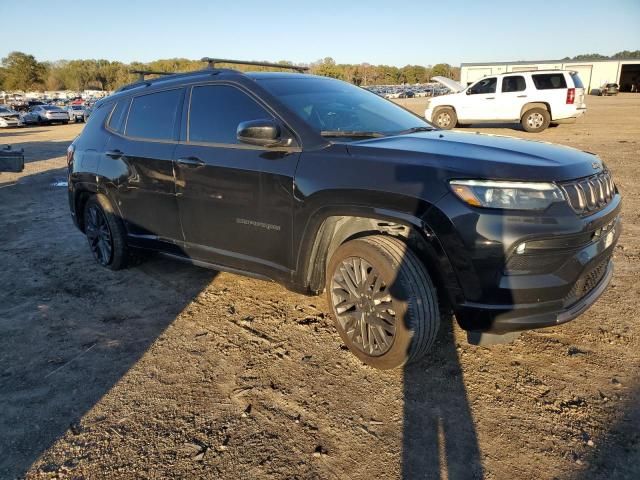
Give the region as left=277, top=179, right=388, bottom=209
left=527, top=112, right=544, bottom=129
left=85, top=204, right=113, bottom=266
left=436, top=112, right=451, bottom=128
left=330, top=257, right=396, bottom=356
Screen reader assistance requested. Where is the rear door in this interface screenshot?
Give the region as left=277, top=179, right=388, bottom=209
left=104, top=88, right=184, bottom=244
left=174, top=82, right=300, bottom=273
left=494, top=75, right=528, bottom=120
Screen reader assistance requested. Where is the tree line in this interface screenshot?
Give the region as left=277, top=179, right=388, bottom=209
left=0, top=52, right=460, bottom=92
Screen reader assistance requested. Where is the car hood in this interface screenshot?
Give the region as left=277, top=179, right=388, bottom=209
left=347, top=130, right=604, bottom=182
left=432, top=76, right=464, bottom=93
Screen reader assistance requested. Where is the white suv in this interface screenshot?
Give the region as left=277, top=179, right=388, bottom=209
left=425, top=70, right=587, bottom=133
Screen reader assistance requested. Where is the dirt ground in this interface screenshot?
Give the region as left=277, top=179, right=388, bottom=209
left=1, top=95, right=639, bottom=480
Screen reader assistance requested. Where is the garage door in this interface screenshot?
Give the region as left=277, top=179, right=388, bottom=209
left=467, top=68, right=493, bottom=84
left=569, top=65, right=593, bottom=92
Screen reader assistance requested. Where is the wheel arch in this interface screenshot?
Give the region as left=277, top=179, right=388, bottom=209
left=296, top=207, right=463, bottom=308
left=520, top=102, right=551, bottom=119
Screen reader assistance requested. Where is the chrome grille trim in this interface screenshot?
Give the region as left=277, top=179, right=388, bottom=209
left=561, top=170, right=615, bottom=215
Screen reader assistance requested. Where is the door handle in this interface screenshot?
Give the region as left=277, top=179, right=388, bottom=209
left=517, top=95, right=528, bottom=98
left=177, top=156, right=205, bottom=167
left=105, top=149, right=123, bottom=159
left=485, top=97, right=495, bottom=100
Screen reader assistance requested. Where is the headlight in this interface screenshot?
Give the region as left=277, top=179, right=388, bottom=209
left=449, top=179, right=565, bottom=210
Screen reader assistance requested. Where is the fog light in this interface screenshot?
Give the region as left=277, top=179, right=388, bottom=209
left=516, top=243, right=526, bottom=254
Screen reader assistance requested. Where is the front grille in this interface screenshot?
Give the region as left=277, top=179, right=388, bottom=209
left=564, top=257, right=610, bottom=306
left=561, top=170, right=615, bottom=215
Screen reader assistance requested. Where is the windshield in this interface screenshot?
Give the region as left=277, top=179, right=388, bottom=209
left=0, top=107, right=11, bottom=113
left=43, top=105, right=61, bottom=111
left=257, top=76, right=431, bottom=137
left=71, top=105, right=84, bottom=110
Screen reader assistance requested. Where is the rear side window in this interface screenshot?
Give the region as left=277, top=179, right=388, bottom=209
left=570, top=72, right=584, bottom=89
left=188, top=85, right=272, bottom=144
left=125, top=89, right=183, bottom=141
left=532, top=73, right=567, bottom=90
left=107, top=99, right=130, bottom=134
left=501, top=76, right=526, bottom=93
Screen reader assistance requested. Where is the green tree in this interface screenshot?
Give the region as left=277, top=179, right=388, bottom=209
left=1, top=52, right=45, bottom=90
left=431, top=63, right=453, bottom=78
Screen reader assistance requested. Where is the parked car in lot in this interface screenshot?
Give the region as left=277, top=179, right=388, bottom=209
left=0, top=106, right=23, bottom=128
left=425, top=70, right=587, bottom=132
left=67, top=62, right=620, bottom=369
left=66, top=104, right=87, bottom=122
left=27, top=105, right=69, bottom=125
left=599, top=83, right=619, bottom=96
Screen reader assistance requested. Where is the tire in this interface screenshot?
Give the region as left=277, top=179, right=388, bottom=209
left=521, top=107, right=550, bottom=133
left=326, top=235, right=440, bottom=369
left=83, top=194, right=129, bottom=270
left=432, top=107, right=456, bottom=130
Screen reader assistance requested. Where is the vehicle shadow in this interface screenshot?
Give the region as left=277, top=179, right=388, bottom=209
left=402, top=316, right=484, bottom=479
left=0, top=166, right=217, bottom=478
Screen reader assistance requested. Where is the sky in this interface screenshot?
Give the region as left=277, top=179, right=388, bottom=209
left=1, top=0, right=639, bottom=67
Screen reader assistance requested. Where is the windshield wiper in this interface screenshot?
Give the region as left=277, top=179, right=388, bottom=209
left=320, top=130, right=385, bottom=138
left=395, top=126, right=435, bottom=135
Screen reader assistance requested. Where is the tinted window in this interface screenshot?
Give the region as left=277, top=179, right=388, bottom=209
left=501, top=76, right=526, bottom=93
left=189, top=85, right=272, bottom=144
left=257, top=77, right=430, bottom=135
left=571, top=72, right=585, bottom=88
left=532, top=73, right=567, bottom=90
left=108, top=99, right=130, bottom=134
left=126, top=89, right=182, bottom=140
left=469, top=77, right=496, bottom=94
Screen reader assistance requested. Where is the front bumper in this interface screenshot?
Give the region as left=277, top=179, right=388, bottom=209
left=430, top=191, right=621, bottom=334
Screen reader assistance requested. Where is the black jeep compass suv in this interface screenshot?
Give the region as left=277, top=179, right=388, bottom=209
left=68, top=60, right=621, bottom=369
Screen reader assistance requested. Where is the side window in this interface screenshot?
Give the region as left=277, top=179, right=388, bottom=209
left=189, top=84, right=273, bottom=144
left=532, top=74, right=567, bottom=90
left=107, top=99, right=130, bottom=134
left=469, top=77, right=496, bottom=95
left=501, top=76, right=526, bottom=93
left=125, top=89, right=183, bottom=141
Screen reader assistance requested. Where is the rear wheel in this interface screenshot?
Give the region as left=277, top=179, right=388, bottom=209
left=521, top=108, right=550, bottom=133
left=83, top=195, right=129, bottom=270
left=432, top=107, right=456, bottom=130
left=326, top=235, right=440, bottom=369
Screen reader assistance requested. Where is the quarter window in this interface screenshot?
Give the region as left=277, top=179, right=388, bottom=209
left=107, top=99, right=130, bottom=134
left=189, top=85, right=273, bottom=144
left=532, top=73, right=567, bottom=90
left=469, top=77, right=497, bottom=95
left=501, top=76, right=526, bottom=93
left=125, top=89, right=183, bottom=141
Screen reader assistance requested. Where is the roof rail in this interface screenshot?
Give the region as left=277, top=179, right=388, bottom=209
left=130, top=70, right=175, bottom=81
left=201, top=57, right=309, bottom=73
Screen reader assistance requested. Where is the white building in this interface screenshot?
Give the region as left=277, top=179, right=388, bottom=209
left=460, top=59, right=640, bottom=93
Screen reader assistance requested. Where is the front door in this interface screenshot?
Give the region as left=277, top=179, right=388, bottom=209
left=174, top=83, right=300, bottom=273
left=458, top=77, right=498, bottom=121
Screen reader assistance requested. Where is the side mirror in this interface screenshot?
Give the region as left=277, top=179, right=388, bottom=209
left=237, top=119, right=290, bottom=147
left=466, top=88, right=472, bottom=95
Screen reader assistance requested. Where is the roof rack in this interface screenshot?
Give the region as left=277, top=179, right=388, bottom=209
left=130, top=70, right=175, bottom=81
left=201, top=57, right=309, bottom=73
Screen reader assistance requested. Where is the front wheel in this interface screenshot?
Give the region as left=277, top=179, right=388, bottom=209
left=521, top=108, right=550, bottom=133
left=326, top=235, right=440, bottom=369
left=432, top=107, right=456, bottom=130
left=84, top=195, right=129, bottom=270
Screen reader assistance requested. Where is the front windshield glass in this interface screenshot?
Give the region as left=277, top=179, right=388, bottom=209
left=257, top=76, right=431, bottom=137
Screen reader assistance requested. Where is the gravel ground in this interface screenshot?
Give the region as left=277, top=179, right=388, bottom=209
left=1, top=94, right=639, bottom=479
